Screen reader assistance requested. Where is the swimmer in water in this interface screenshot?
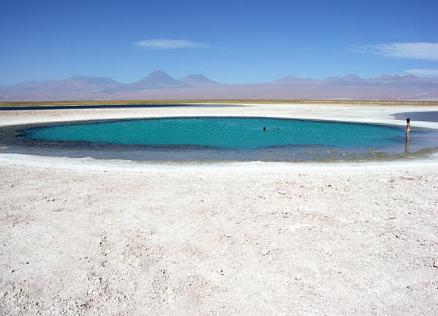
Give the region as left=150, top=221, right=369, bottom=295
left=405, top=118, right=411, bottom=142
left=263, top=127, right=266, bottom=131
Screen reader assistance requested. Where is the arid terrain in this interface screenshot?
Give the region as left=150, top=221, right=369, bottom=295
left=1, top=103, right=438, bottom=315
left=1, top=71, right=438, bottom=101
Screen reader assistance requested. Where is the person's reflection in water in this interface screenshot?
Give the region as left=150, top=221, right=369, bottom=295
left=404, top=139, right=410, bottom=154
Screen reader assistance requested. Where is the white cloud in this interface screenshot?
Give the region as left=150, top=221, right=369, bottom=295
left=405, top=68, right=438, bottom=77
left=134, top=38, right=208, bottom=50
left=357, top=42, right=438, bottom=61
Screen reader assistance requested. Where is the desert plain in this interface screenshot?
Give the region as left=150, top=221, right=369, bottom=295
left=1, top=102, right=438, bottom=315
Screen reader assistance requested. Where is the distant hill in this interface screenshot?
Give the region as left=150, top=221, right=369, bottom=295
left=129, top=70, right=188, bottom=89
left=1, top=71, right=438, bottom=101
left=178, top=74, right=221, bottom=86
left=269, top=76, right=321, bottom=85
left=326, top=74, right=368, bottom=85
left=2, top=76, right=123, bottom=92
left=0, top=75, right=125, bottom=100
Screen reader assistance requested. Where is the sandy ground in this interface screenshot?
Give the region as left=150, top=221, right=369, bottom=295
left=1, top=103, right=438, bottom=315
left=1, top=102, right=438, bottom=128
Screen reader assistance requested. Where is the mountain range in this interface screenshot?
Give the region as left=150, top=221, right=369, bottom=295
left=1, top=70, right=438, bottom=101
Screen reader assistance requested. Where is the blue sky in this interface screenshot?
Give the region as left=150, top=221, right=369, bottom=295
left=1, top=0, right=438, bottom=85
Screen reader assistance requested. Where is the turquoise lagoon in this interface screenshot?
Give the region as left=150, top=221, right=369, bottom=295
left=17, top=117, right=435, bottom=161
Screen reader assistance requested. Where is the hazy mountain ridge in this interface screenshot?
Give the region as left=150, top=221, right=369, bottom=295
left=178, top=74, right=220, bottom=86
left=1, top=70, right=438, bottom=101
left=129, top=70, right=188, bottom=90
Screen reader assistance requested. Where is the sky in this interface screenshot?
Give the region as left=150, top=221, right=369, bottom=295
left=1, top=0, right=438, bottom=85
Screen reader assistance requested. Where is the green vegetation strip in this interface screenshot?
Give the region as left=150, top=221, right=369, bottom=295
left=1, top=99, right=438, bottom=107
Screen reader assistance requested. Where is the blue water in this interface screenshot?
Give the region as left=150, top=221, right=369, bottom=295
left=26, top=117, right=404, bottom=150
left=393, top=111, right=438, bottom=123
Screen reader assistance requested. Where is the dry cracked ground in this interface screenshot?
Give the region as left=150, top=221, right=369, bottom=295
left=0, top=163, right=438, bottom=315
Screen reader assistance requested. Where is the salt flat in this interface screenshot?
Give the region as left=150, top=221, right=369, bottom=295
left=1, top=103, right=438, bottom=315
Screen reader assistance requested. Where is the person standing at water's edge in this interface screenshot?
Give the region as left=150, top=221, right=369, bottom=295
left=405, top=118, right=411, bottom=142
